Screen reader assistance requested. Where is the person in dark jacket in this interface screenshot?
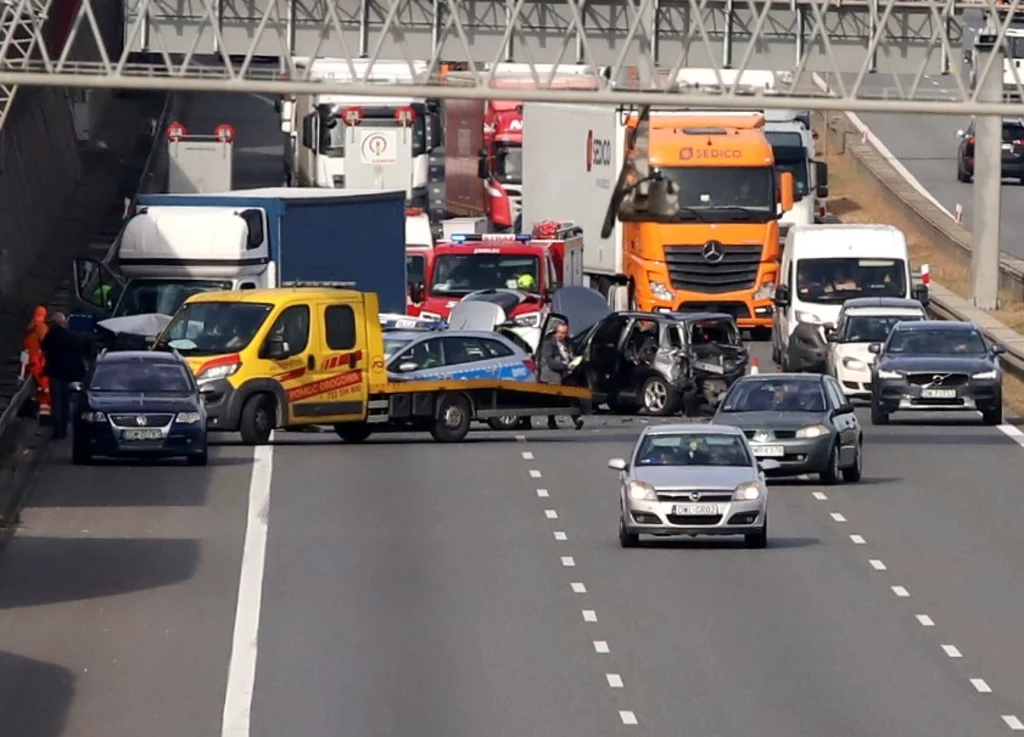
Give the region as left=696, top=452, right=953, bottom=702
left=41, top=312, right=86, bottom=440
left=538, top=322, right=584, bottom=430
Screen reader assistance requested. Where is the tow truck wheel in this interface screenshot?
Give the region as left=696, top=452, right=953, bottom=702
left=239, top=393, right=275, bottom=445
left=335, top=423, right=373, bottom=443
left=430, top=393, right=472, bottom=442
left=641, top=376, right=679, bottom=416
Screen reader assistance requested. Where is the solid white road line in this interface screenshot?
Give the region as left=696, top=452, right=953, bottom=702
left=582, top=610, right=597, bottom=622
left=536, top=488, right=549, bottom=497
left=892, top=586, right=910, bottom=597
left=221, top=435, right=274, bottom=737
left=1002, top=715, right=1024, bottom=730
left=619, top=711, right=638, bottom=725
left=916, top=614, right=935, bottom=627
left=553, top=531, right=567, bottom=541
left=594, top=640, right=610, bottom=654
left=571, top=582, right=587, bottom=593
left=869, top=559, right=887, bottom=571
left=561, top=556, right=576, bottom=567
left=606, top=674, right=623, bottom=688
left=522, top=451, right=534, bottom=460
left=529, top=469, right=542, bottom=478
left=942, top=644, right=963, bottom=658
left=830, top=512, right=847, bottom=523
left=812, top=491, right=827, bottom=500
left=545, top=509, right=558, bottom=519
left=850, top=534, right=866, bottom=544
left=971, top=678, right=993, bottom=694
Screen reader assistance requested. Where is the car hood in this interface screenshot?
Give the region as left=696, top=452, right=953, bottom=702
left=96, top=313, right=173, bottom=338
left=631, top=464, right=756, bottom=489
left=834, top=343, right=874, bottom=363
left=878, top=355, right=994, bottom=374
left=714, top=410, right=830, bottom=431
left=551, top=286, right=612, bottom=337
left=85, top=392, right=198, bottom=412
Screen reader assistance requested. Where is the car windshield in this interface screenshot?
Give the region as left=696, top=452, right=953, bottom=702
left=430, top=254, right=539, bottom=297
left=720, top=380, right=827, bottom=412
left=156, top=302, right=273, bottom=356
left=657, top=166, right=776, bottom=220
left=384, top=336, right=414, bottom=360
left=841, top=314, right=923, bottom=343
left=797, top=257, right=907, bottom=303
left=635, top=433, right=752, bottom=467
left=90, top=362, right=193, bottom=393
left=112, top=279, right=233, bottom=318
left=885, top=329, right=988, bottom=355
left=495, top=143, right=523, bottom=183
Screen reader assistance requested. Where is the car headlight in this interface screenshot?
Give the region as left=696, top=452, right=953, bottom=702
left=176, top=412, right=202, bottom=424
left=796, top=424, right=830, bottom=439
left=196, top=362, right=240, bottom=382
left=877, top=369, right=903, bottom=380
left=419, top=311, right=442, bottom=321
left=753, top=281, right=775, bottom=300
left=842, top=357, right=867, bottom=371
left=795, top=310, right=821, bottom=325
left=648, top=281, right=674, bottom=301
left=513, top=311, right=542, bottom=328
left=80, top=411, right=106, bottom=422
left=627, top=480, right=657, bottom=501
left=732, top=482, right=761, bottom=501
left=972, top=369, right=998, bottom=380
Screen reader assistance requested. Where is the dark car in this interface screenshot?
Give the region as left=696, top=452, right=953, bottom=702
left=869, top=320, right=1005, bottom=425
left=956, top=117, right=1024, bottom=183
left=71, top=350, right=208, bottom=465
left=712, top=373, right=863, bottom=484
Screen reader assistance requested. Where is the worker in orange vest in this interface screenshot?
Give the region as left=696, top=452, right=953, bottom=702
left=21, top=306, right=52, bottom=423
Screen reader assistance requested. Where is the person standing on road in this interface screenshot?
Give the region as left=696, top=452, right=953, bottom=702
left=22, top=306, right=52, bottom=423
left=41, top=312, right=86, bottom=440
left=538, top=322, right=584, bottom=431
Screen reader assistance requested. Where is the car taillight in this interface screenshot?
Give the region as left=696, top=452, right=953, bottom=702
left=968, top=136, right=976, bottom=145
left=524, top=358, right=536, bottom=373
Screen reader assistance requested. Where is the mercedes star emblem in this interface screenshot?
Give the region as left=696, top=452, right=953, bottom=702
left=702, top=240, right=725, bottom=264
left=689, top=491, right=701, bottom=501
left=136, top=415, right=147, bottom=426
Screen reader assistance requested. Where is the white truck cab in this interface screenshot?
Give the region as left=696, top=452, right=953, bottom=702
left=763, top=109, right=829, bottom=238
left=771, top=224, right=929, bottom=372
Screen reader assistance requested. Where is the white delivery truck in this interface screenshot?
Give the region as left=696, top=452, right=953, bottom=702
left=520, top=103, right=630, bottom=308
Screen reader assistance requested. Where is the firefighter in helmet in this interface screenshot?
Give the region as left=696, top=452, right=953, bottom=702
left=516, top=273, right=536, bottom=292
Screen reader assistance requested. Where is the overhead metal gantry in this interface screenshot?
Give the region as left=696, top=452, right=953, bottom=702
left=3, top=0, right=1024, bottom=115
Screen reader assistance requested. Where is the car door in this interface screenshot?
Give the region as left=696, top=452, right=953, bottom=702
left=481, top=337, right=531, bottom=380
left=774, top=256, right=794, bottom=357
left=258, top=303, right=314, bottom=423
left=441, top=336, right=496, bottom=380
left=72, top=257, right=126, bottom=319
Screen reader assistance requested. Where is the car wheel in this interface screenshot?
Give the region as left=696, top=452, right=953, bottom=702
left=619, top=515, right=639, bottom=548
left=745, top=512, right=768, bottom=549
left=842, top=440, right=863, bottom=482
left=982, top=405, right=1003, bottom=426
left=429, top=393, right=472, bottom=442
left=335, top=423, right=373, bottom=443
left=487, top=415, right=521, bottom=431
left=819, top=441, right=842, bottom=485
left=72, top=441, right=92, bottom=466
left=641, top=375, right=679, bottom=416
left=239, top=393, right=275, bottom=445
left=187, top=449, right=209, bottom=466
left=870, top=401, right=889, bottom=425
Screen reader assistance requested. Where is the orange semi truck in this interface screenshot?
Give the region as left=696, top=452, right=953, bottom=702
left=522, top=106, right=793, bottom=335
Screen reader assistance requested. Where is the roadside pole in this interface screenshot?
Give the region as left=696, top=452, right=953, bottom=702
left=971, top=31, right=1002, bottom=310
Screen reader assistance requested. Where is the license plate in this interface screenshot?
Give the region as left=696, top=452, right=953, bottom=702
left=921, top=388, right=956, bottom=399
left=751, top=444, right=785, bottom=457
left=693, top=360, right=725, bottom=374
left=122, top=429, right=162, bottom=440
left=673, top=504, right=719, bottom=516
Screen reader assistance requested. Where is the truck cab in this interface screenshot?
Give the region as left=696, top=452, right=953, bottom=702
left=412, top=221, right=585, bottom=324
left=406, top=207, right=436, bottom=316
left=763, top=110, right=829, bottom=237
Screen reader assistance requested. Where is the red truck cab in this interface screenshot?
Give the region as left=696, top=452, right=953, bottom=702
left=410, top=221, right=584, bottom=324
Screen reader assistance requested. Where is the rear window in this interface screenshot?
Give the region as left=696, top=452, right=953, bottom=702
left=691, top=319, right=742, bottom=346
left=1003, top=124, right=1024, bottom=142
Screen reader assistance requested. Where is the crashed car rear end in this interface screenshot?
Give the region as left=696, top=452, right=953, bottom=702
left=684, top=315, right=750, bottom=406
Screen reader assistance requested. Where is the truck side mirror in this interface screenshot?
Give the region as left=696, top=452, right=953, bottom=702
left=912, top=283, right=930, bottom=307
left=266, top=338, right=289, bottom=360
left=814, top=161, right=829, bottom=198
left=778, top=171, right=795, bottom=212
left=477, top=148, right=489, bottom=180
left=409, top=283, right=424, bottom=304
left=301, top=113, right=316, bottom=150
left=773, top=284, right=791, bottom=307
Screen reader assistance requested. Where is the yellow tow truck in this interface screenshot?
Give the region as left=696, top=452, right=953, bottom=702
left=152, top=287, right=591, bottom=443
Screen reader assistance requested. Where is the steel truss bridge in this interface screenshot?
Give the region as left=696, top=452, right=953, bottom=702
left=4, top=0, right=1024, bottom=127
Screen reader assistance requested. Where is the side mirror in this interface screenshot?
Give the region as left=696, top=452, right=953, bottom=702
left=68, top=381, right=83, bottom=393
left=199, top=384, right=216, bottom=401
left=833, top=402, right=855, bottom=416
left=300, top=113, right=316, bottom=150
left=992, top=343, right=1008, bottom=356
left=816, top=185, right=829, bottom=199
left=266, top=338, right=289, bottom=360
left=778, top=171, right=795, bottom=212
left=773, top=284, right=791, bottom=307
left=398, top=361, right=419, bottom=373
left=409, top=283, right=424, bottom=304
left=826, top=331, right=840, bottom=343
left=867, top=343, right=881, bottom=354
left=912, top=283, right=930, bottom=307
left=758, top=459, right=781, bottom=472
left=607, top=457, right=628, bottom=471
left=814, top=160, right=828, bottom=188
left=477, top=148, right=489, bottom=180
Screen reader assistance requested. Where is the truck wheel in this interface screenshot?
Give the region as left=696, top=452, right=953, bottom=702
left=487, top=415, right=521, bottom=431
left=641, top=376, right=679, bottom=416
left=335, top=423, right=373, bottom=443
left=239, top=393, right=275, bottom=445
left=430, top=393, right=472, bottom=442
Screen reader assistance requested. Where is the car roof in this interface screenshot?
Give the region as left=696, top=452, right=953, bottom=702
left=892, top=319, right=976, bottom=332
left=643, top=423, right=745, bottom=437
left=96, top=350, right=183, bottom=364
left=840, top=297, right=924, bottom=311
left=184, top=287, right=360, bottom=304
left=385, top=330, right=525, bottom=349
left=733, top=372, right=823, bottom=384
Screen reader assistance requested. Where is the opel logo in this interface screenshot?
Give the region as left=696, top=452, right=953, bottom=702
left=135, top=415, right=146, bottom=426
left=702, top=240, right=725, bottom=264
left=689, top=491, right=701, bottom=501
left=933, top=375, right=942, bottom=382
left=754, top=430, right=769, bottom=442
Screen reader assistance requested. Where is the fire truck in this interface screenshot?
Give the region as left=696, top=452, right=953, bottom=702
left=410, top=221, right=584, bottom=324
left=439, top=65, right=607, bottom=231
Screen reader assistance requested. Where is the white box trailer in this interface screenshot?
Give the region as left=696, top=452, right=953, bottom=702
left=521, top=103, right=628, bottom=304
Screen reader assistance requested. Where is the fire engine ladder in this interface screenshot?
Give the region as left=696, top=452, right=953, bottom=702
left=0, top=0, right=54, bottom=134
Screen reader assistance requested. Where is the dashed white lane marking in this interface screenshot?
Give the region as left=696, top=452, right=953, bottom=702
left=812, top=491, right=828, bottom=500
left=830, top=512, right=847, bottom=523
left=942, top=644, right=963, bottom=658
left=522, top=451, right=534, bottom=460
left=850, top=534, right=866, bottom=544
left=619, top=711, right=638, bottom=726
left=916, top=614, right=935, bottom=627
left=869, top=559, right=887, bottom=571
left=582, top=610, right=598, bottom=622
left=553, top=531, right=567, bottom=541
left=606, top=673, right=624, bottom=688
left=571, top=582, right=587, bottom=593
left=536, top=488, right=549, bottom=498
left=561, top=556, right=576, bottom=567
left=529, top=469, right=543, bottom=478
left=892, top=585, right=910, bottom=597
left=971, top=678, right=993, bottom=694
left=1002, top=715, right=1024, bottom=730
left=545, top=509, right=559, bottom=519
left=221, top=433, right=275, bottom=737
left=515, top=434, right=527, bottom=442
left=594, top=640, right=610, bottom=653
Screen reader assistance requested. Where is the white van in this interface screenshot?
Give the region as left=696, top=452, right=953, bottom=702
left=771, top=224, right=929, bottom=372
